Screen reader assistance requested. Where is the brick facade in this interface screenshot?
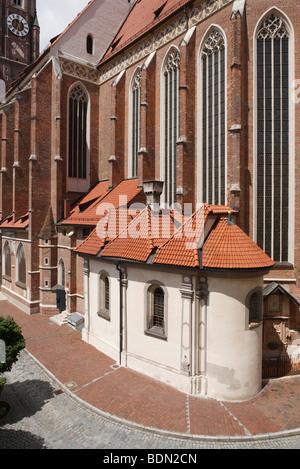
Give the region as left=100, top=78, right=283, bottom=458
left=0, top=0, right=298, bottom=355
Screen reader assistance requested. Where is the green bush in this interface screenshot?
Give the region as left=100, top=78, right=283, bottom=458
left=0, top=316, right=25, bottom=396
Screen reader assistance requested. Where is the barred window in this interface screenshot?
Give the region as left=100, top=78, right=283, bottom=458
left=256, top=14, right=290, bottom=262
left=68, top=84, right=88, bottom=180
left=146, top=284, right=166, bottom=339
left=163, top=48, right=180, bottom=207
left=98, top=274, right=110, bottom=320
left=131, top=68, right=141, bottom=177
left=200, top=29, right=226, bottom=205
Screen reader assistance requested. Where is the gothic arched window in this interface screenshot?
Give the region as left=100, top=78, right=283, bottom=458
left=130, top=67, right=141, bottom=178
left=200, top=29, right=226, bottom=205
left=68, top=84, right=89, bottom=181
left=16, top=244, right=26, bottom=286
left=3, top=242, right=11, bottom=279
left=162, top=48, right=180, bottom=207
left=58, top=259, right=65, bottom=288
left=255, top=13, right=290, bottom=262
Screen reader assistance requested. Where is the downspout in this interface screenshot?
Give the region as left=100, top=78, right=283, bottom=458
left=116, top=263, right=128, bottom=367
left=116, top=263, right=123, bottom=366
left=198, top=277, right=208, bottom=396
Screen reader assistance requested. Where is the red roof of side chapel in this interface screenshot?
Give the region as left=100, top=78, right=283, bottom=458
left=75, top=199, right=274, bottom=272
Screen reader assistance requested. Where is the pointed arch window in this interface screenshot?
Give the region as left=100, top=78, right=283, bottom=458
left=16, top=244, right=26, bottom=287
left=98, top=273, right=110, bottom=320
left=3, top=242, right=11, bottom=279
left=68, top=84, right=89, bottom=181
left=58, top=259, right=65, bottom=288
left=255, top=14, right=290, bottom=262
left=200, top=29, right=226, bottom=205
left=163, top=48, right=180, bottom=207
left=131, top=67, right=141, bottom=178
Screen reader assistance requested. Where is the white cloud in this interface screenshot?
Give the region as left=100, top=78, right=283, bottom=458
left=36, top=0, right=89, bottom=51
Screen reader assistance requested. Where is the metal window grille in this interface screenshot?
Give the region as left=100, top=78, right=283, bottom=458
left=256, top=14, right=289, bottom=262
left=68, top=85, right=88, bottom=180
left=164, top=50, right=180, bottom=207
left=151, top=287, right=165, bottom=329
left=104, top=276, right=110, bottom=311
left=131, top=68, right=141, bottom=177
left=201, top=30, right=226, bottom=205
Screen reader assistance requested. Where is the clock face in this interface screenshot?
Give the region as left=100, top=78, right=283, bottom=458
left=7, top=14, right=29, bottom=37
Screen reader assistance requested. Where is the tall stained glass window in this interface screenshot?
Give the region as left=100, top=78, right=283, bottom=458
left=163, top=48, right=180, bottom=207
left=68, top=84, right=88, bottom=180
left=201, top=29, right=226, bottom=205
left=256, top=14, right=289, bottom=262
left=131, top=68, right=141, bottom=178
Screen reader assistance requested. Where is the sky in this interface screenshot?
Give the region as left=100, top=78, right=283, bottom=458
left=36, top=0, right=90, bottom=51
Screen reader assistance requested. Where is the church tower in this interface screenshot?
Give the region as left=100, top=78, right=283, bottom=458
left=0, top=0, right=40, bottom=90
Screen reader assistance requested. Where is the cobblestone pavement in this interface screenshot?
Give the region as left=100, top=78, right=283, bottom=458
left=0, top=352, right=299, bottom=450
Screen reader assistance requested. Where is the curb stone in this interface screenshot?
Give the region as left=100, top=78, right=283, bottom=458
left=24, top=349, right=300, bottom=444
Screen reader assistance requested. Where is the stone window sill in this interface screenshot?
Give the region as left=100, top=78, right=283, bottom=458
left=249, top=321, right=262, bottom=330
left=97, top=309, right=110, bottom=322
left=3, top=275, right=11, bottom=283
left=15, top=281, right=26, bottom=290
left=145, top=326, right=167, bottom=341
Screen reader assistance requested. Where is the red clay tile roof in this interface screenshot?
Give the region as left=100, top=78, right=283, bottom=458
left=201, top=217, right=275, bottom=270
left=153, top=206, right=275, bottom=270
left=61, top=178, right=144, bottom=227
left=99, top=206, right=181, bottom=262
left=61, top=180, right=110, bottom=226
left=75, top=199, right=274, bottom=272
left=100, top=0, right=193, bottom=65
left=0, top=212, right=29, bottom=229
left=75, top=209, right=136, bottom=256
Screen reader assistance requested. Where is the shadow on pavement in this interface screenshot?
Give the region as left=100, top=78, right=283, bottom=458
left=0, top=428, right=46, bottom=449
left=0, top=379, right=55, bottom=425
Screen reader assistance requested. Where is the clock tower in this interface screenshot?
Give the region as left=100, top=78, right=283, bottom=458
left=0, top=0, right=40, bottom=90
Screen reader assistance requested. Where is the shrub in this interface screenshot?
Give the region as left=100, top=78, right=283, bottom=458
left=0, top=316, right=25, bottom=396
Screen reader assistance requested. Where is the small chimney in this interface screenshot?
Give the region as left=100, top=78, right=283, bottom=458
left=143, top=181, right=164, bottom=211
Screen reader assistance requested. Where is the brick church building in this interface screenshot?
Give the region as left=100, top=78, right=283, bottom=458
left=0, top=0, right=299, bottom=399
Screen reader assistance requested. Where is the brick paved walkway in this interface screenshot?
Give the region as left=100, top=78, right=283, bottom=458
left=1, top=297, right=300, bottom=438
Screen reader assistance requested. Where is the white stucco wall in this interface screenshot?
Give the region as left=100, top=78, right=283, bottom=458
left=82, top=258, right=265, bottom=400
left=206, top=276, right=264, bottom=401
left=84, top=259, right=121, bottom=361
left=125, top=267, right=185, bottom=389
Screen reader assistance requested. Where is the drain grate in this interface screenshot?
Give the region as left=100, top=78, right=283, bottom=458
left=65, top=381, right=77, bottom=389
left=110, top=364, right=121, bottom=371
left=54, top=389, right=63, bottom=396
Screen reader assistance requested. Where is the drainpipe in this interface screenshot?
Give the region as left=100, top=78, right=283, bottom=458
left=197, top=277, right=209, bottom=396
left=116, top=263, right=128, bottom=367
left=116, top=263, right=123, bottom=366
